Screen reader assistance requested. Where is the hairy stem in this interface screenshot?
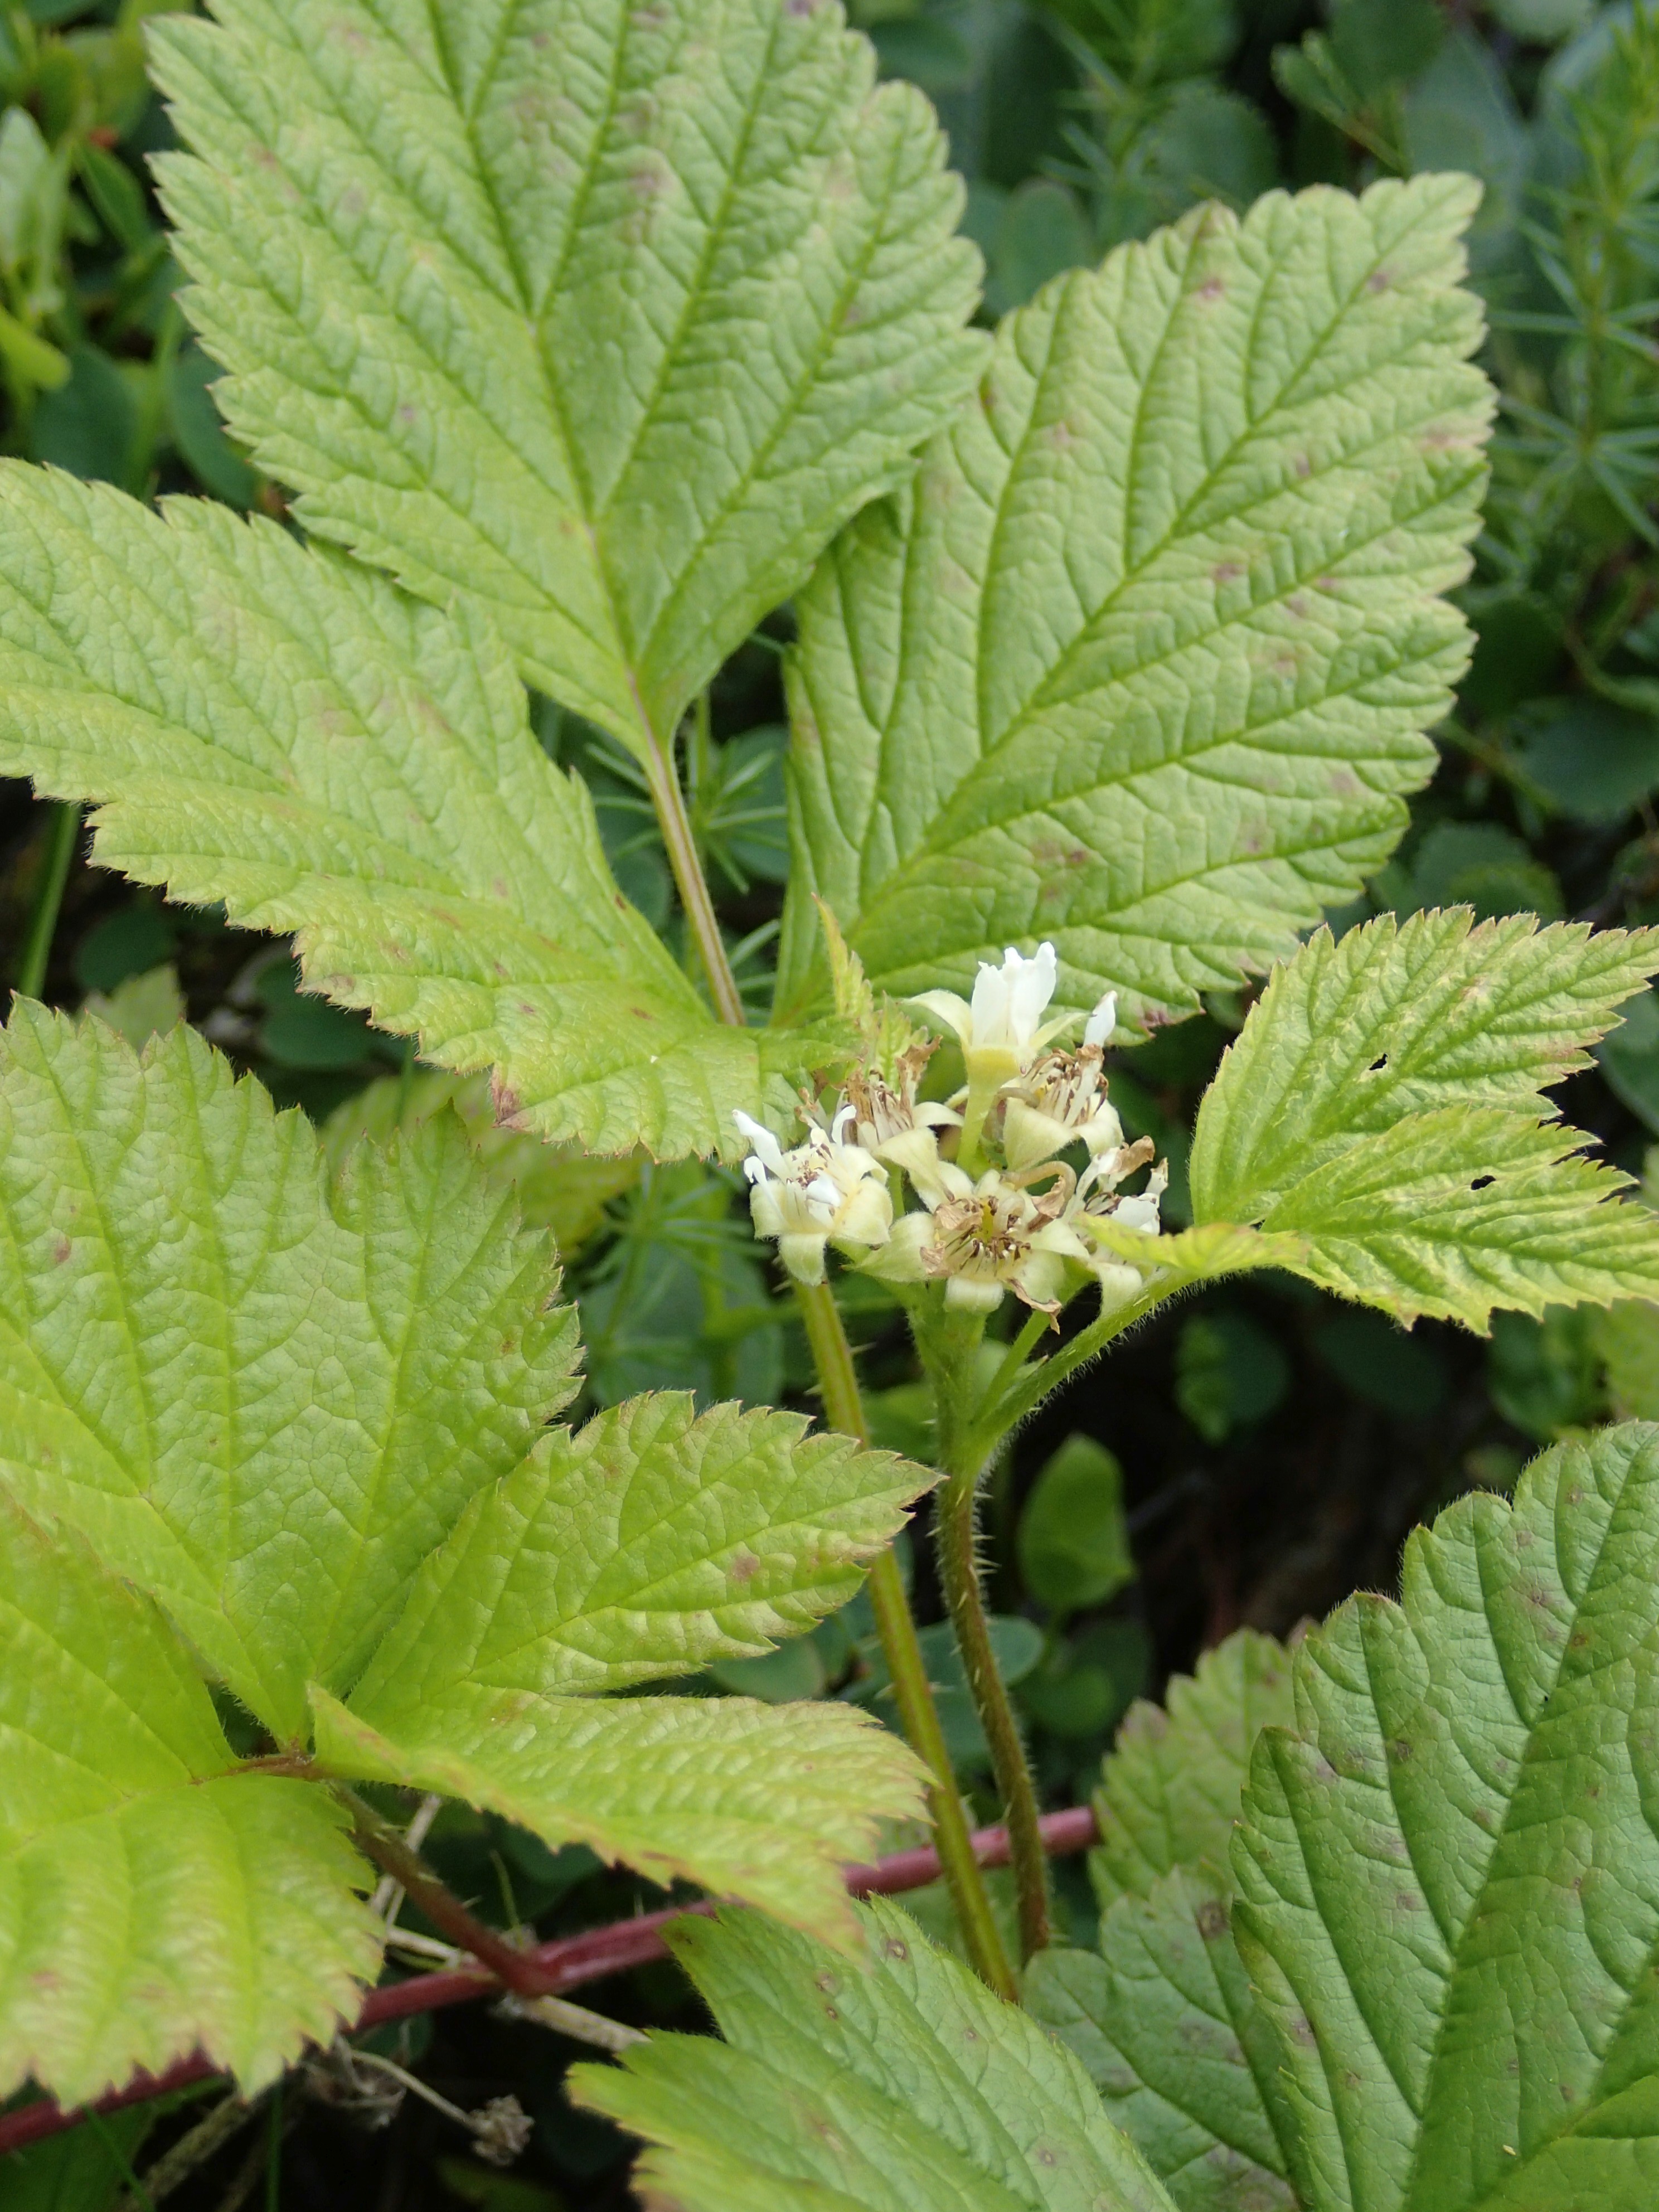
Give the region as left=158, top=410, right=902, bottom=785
left=339, top=1789, right=557, bottom=2003
left=972, top=1272, right=1181, bottom=1457
left=934, top=1451, right=1051, bottom=1963
left=642, top=738, right=1007, bottom=1993
left=15, top=799, right=79, bottom=1000
left=794, top=1277, right=1018, bottom=2001
left=117, top=2092, right=261, bottom=2210
left=639, top=717, right=746, bottom=1026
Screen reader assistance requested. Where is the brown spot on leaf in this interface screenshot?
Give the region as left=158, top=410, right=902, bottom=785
left=1196, top=1899, right=1229, bottom=1941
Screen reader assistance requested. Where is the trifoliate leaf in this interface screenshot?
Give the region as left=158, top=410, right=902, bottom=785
left=569, top=1896, right=1182, bottom=2211
left=347, top=1395, right=935, bottom=1705
left=312, top=1685, right=922, bottom=1947
left=775, top=173, right=1491, bottom=1027
left=0, top=1498, right=379, bottom=2106
left=322, top=1068, right=639, bottom=1257
left=0, top=472, right=836, bottom=1156
left=1092, top=1630, right=1298, bottom=1912
left=0, top=1003, right=578, bottom=1739
left=1026, top=1870, right=1299, bottom=2212
left=148, top=0, right=987, bottom=764
left=1233, top=1421, right=1659, bottom=2212
left=1172, top=910, right=1659, bottom=1327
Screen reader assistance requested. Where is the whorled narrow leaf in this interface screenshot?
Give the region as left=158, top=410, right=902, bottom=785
left=1233, top=1421, right=1659, bottom=2212
left=0, top=473, right=838, bottom=1156
left=1027, top=1870, right=1300, bottom=2212
left=348, top=1394, right=934, bottom=1705
left=148, top=0, right=987, bottom=764
left=775, top=173, right=1492, bottom=1028
left=570, top=1896, right=1182, bottom=2210
left=0, top=1498, right=379, bottom=2106
left=313, top=1686, right=923, bottom=1946
left=1091, top=1630, right=1298, bottom=1911
left=1090, top=911, right=1659, bottom=1329
left=0, top=1004, right=577, bottom=1740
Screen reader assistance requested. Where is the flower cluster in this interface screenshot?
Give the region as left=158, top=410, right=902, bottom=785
left=736, top=944, right=1168, bottom=1318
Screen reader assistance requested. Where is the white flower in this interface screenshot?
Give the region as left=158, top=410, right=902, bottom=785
left=843, top=1045, right=962, bottom=1206
left=1065, top=1144, right=1169, bottom=1309
left=864, top=1164, right=1090, bottom=1316
left=733, top=1109, right=892, bottom=1286
left=911, top=946, right=1118, bottom=1158
left=1000, top=1014, right=1123, bottom=1172
left=910, top=943, right=1068, bottom=1093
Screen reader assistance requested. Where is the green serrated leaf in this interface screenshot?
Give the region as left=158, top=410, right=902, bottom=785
left=1025, top=1631, right=1301, bottom=2211
left=569, top=1896, right=1181, bottom=2210
left=322, top=1068, right=639, bottom=1257
left=1177, top=910, right=1659, bottom=1328
left=0, top=1003, right=578, bottom=1739
left=775, top=173, right=1492, bottom=1028
left=0, top=1497, right=378, bottom=2106
left=348, top=1394, right=934, bottom=1706
left=147, top=0, right=987, bottom=765
left=1025, top=1870, right=1299, bottom=2212
left=0, top=471, right=837, bottom=1156
left=1599, top=1301, right=1659, bottom=1418
left=311, top=1394, right=933, bottom=1939
left=1233, top=1420, right=1659, bottom=2212
left=313, top=1685, right=921, bottom=1947
left=1092, top=1629, right=1298, bottom=1912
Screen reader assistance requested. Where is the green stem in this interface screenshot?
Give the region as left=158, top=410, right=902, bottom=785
left=646, top=705, right=1012, bottom=1992
left=794, top=1277, right=1018, bottom=2001
left=971, top=1272, right=1181, bottom=1463
left=639, top=715, right=746, bottom=1027
left=14, top=799, right=79, bottom=1001
left=934, top=1458, right=1050, bottom=1962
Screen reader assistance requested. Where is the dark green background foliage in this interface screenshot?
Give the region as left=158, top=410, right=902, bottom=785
left=2, top=2, right=1658, bottom=2205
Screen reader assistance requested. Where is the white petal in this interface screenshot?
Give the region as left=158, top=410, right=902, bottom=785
left=969, top=957, right=1013, bottom=1047
left=1007, top=942, right=1058, bottom=1044
left=1079, top=1103, right=1125, bottom=1158
left=732, top=1110, right=785, bottom=1175
left=1114, top=1194, right=1161, bottom=1234
left=1083, top=991, right=1118, bottom=1049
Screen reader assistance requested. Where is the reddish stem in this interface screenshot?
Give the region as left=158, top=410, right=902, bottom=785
left=0, top=1807, right=1098, bottom=2157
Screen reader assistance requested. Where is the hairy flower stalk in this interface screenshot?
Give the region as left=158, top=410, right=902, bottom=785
left=735, top=940, right=1171, bottom=1966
